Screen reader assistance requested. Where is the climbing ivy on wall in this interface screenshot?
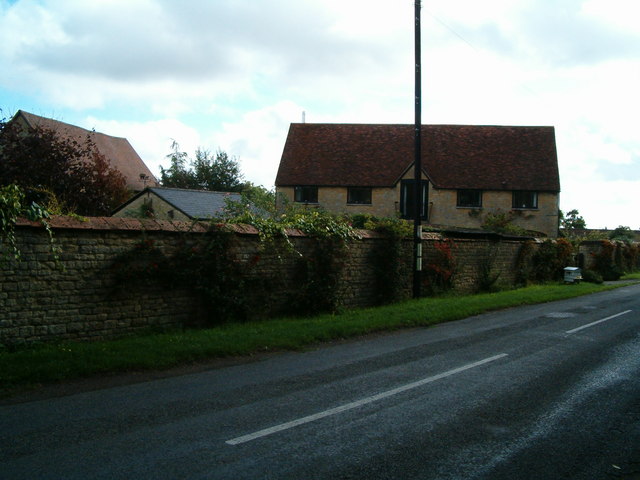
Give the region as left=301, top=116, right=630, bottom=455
left=0, top=184, right=56, bottom=262
left=110, top=228, right=271, bottom=325
left=476, top=240, right=502, bottom=293
left=360, top=216, right=412, bottom=305
left=591, top=240, right=623, bottom=281
left=110, top=207, right=364, bottom=323
left=515, top=240, right=536, bottom=286
left=422, top=238, right=457, bottom=295
left=531, top=238, right=574, bottom=282
left=622, top=243, right=639, bottom=272
left=288, top=237, right=349, bottom=315
left=221, top=206, right=363, bottom=316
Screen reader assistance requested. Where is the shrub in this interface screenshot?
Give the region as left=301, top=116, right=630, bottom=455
left=623, top=243, right=639, bottom=272
left=591, top=240, right=623, bottom=280
left=476, top=241, right=502, bottom=293
left=110, top=231, right=267, bottom=325
left=532, top=240, right=563, bottom=282
left=111, top=207, right=362, bottom=322
left=481, top=211, right=529, bottom=236
left=0, top=184, right=56, bottom=262
left=422, top=239, right=456, bottom=295
left=288, top=237, right=348, bottom=315
left=581, top=269, right=603, bottom=284
left=602, top=264, right=623, bottom=281
left=515, top=240, right=536, bottom=286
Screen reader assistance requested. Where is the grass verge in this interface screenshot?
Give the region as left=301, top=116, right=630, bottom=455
left=1, top=280, right=636, bottom=394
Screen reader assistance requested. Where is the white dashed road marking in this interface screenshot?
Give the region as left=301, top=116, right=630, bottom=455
left=226, top=353, right=508, bottom=445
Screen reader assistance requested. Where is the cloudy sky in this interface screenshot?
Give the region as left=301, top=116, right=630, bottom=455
left=1, top=0, right=638, bottom=229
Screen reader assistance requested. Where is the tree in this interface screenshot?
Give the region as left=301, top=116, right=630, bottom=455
left=0, top=117, right=129, bottom=216
left=609, top=225, right=635, bottom=243
left=559, top=209, right=586, bottom=234
left=240, top=182, right=276, bottom=215
left=157, top=140, right=193, bottom=189
left=160, top=141, right=244, bottom=192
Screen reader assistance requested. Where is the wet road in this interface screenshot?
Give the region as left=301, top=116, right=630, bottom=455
left=2, top=284, right=640, bottom=479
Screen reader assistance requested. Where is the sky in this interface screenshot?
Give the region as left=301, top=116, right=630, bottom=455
left=0, top=0, right=638, bottom=229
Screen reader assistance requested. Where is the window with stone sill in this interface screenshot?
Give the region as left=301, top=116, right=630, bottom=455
left=347, top=187, right=372, bottom=205
left=512, top=190, right=538, bottom=209
left=294, top=186, right=318, bottom=203
left=457, top=189, right=482, bottom=208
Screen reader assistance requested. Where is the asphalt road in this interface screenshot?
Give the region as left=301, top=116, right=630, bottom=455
left=2, top=284, right=640, bottom=479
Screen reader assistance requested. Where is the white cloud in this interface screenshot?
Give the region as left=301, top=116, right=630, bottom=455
left=563, top=179, right=640, bottom=229
left=88, top=102, right=303, bottom=189
left=581, top=0, right=640, bottom=32
left=216, top=102, right=301, bottom=188
left=86, top=116, right=202, bottom=178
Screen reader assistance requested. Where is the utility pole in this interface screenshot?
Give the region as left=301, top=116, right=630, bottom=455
left=413, top=0, right=422, bottom=298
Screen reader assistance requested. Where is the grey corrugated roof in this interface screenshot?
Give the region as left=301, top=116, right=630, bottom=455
left=150, top=187, right=242, bottom=219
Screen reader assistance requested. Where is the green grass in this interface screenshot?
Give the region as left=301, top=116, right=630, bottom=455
left=0, top=280, right=635, bottom=394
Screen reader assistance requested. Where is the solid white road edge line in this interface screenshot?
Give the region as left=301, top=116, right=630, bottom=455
left=566, top=310, right=633, bottom=334
left=225, top=353, right=508, bottom=446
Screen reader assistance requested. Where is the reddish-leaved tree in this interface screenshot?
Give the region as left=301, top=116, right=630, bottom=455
left=0, top=118, right=129, bottom=216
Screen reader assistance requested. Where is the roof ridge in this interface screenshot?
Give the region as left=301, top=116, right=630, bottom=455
left=17, top=110, right=131, bottom=141
left=290, top=122, right=555, bottom=129
left=149, top=187, right=241, bottom=195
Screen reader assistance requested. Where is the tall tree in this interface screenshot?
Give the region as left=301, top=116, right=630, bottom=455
left=160, top=141, right=244, bottom=192
left=0, top=117, right=129, bottom=216
left=158, top=140, right=194, bottom=189
left=560, top=209, right=587, bottom=232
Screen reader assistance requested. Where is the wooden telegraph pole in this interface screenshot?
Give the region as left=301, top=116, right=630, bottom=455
left=413, top=0, right=423, bottom=298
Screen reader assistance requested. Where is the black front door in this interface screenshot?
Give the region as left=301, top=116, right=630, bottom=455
left=400, top=180, right=428, bottom=220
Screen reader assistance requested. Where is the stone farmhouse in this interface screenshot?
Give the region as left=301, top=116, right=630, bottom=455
left=275, top=123, right=561, bottom=237
left=9, top=110, right=158, bottom=192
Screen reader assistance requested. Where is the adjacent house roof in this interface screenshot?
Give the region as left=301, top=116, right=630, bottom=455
left=11, top=110, right=158, bottom=191
left=114, top=187, right=243, bottom=220
left=276, top=123, right=560, bottom=192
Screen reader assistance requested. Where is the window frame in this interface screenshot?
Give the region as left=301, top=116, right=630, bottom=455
left=456, top=189, right=483, bottom=208
left=347, top=187, right=372, bottom=205
left=512, top=190, right=538, bottom=209
left=293, top=186, right=318, bottom=204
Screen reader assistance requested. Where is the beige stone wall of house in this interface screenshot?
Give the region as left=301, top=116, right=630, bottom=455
left=277, top=184, right=559, bottom=237
left=511, top=192, right=559, bottom=237
left=112, top=192, right=190, bottom=221
left=320, top=187, right=398, bottom=217
left=276, top=186, right=399, bottom=217
left=427, top=188, right=559, bottom=237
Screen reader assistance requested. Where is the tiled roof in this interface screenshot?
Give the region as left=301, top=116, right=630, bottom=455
left=147, top=187, right=242, bottom=220
left=13, top=110, right=159, bottom=191
left=275, top=123, right=560, bottom=191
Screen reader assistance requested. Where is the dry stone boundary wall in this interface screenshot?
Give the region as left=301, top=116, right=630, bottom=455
left=2, top=217, right=542, bottom=346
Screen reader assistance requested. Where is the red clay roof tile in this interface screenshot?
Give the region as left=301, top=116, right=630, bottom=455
left=276, top=123, right=560, bottom=192
left=14, top=110, right=159, bottom=191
